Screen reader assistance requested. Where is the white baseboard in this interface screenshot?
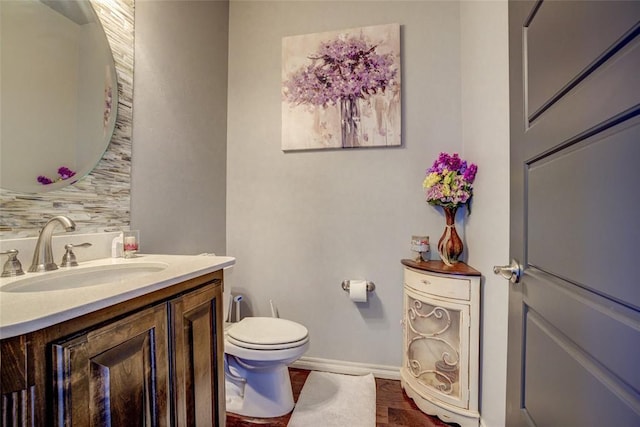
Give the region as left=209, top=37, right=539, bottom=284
left=291, top=356, right=401, bottom=380
left=479, top=418, right=488, bottom=427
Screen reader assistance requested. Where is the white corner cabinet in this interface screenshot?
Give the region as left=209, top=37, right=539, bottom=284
left=400, top=259, right=481, bottom=427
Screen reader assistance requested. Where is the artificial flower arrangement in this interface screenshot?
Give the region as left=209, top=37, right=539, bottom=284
left=423, top=152, right=477, bottom=211
left=423, top=152, right=477, bottom=265
left=37, top=166, right=76, bottom=185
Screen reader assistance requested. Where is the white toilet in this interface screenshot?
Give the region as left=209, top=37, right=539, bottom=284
left=224, top=316, right=309, bottom=418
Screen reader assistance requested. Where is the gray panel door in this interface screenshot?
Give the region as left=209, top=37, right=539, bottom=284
left=507, top=1, right=640, bottom=426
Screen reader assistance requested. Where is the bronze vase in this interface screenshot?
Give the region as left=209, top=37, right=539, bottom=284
left=437, top=206, right=463, bottom=266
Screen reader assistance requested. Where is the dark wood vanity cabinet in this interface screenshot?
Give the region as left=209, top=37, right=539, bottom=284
left=0, top=271, right=225, bottom=427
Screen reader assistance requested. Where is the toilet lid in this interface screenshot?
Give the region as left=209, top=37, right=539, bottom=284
left=227, top=317, right=308, bottom=349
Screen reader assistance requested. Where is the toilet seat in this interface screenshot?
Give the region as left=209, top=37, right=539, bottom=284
left=226, top=317, right=309, bottom=350
left=223, top=316, right=310, bottom=418
left=227, top=335, right=309, bottom=350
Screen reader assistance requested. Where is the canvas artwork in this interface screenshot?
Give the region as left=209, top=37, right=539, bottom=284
left=282, top=23, right=401, bottom=151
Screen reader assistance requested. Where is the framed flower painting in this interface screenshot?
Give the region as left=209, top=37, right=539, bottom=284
left=281, top=23, right=401, bottom=151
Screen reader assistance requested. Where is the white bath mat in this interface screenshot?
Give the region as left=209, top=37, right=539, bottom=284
left=287, top=371, right=376, bottom=427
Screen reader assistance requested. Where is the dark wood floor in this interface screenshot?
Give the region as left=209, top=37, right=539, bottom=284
left=226, top=368, right=453, bottom=427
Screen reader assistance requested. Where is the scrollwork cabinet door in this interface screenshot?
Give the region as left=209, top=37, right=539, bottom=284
left=403, top=286, right=470, bottom=409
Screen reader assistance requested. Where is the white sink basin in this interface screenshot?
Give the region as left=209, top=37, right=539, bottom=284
left=1, top=262, right=168, bottom=293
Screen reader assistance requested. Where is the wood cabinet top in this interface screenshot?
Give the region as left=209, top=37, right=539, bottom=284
left=401, top=259, right=481, bottom=277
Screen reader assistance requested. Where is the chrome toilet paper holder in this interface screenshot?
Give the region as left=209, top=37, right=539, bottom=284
left=341, top=280, right=375, bottom=292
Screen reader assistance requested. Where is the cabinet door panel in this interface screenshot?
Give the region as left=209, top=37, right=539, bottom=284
left=170, top=286, right=224, bottom=426
left=1, top=335, right=32, bottom=427
left=403, top=286, right=470, bottom=409
left=52, top=304, right=170, bottom=426
left=170, top=283, right=223, bottom=427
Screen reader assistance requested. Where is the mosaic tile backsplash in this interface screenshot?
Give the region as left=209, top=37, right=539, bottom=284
left=0, top=0, right=134, bottom=238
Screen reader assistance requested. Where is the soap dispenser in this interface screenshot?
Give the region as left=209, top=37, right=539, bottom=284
left=111, top=234, right=123, bottom=258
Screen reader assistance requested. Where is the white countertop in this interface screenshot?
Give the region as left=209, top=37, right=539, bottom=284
left=0, top=254, right=235, bottom=339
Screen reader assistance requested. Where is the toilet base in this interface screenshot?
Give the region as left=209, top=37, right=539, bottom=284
left=225, top=357, right=295, bottom=418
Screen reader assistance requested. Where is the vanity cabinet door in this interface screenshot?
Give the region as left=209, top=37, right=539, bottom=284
left=170, top=281, right=224, bottom=427
left=0, top=335, right=32, bottom=426
left=51, top=304, right=170, bottom=426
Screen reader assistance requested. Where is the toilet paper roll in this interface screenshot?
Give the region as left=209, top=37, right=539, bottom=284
left=349, top=280, right=368, bottom=303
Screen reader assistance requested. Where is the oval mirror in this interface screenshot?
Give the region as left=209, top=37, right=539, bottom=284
left=0, top=0, right=118, bottom=193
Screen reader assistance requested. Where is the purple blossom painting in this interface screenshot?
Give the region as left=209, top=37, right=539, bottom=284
left=282, top=24, right=401, bottom=150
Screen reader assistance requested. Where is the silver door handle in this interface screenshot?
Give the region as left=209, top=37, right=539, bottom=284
left=493, top=259, right=523, bottom=284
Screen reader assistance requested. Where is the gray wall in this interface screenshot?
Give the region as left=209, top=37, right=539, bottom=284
left=226, top=1, right=462, bottom=366
left=132, top=0, right=228, bottom=255
left=1, top=0, right=510, bottom=424
left=132, top=1, right=510, bottom=424
left=461, top=2, right=510, bottom=425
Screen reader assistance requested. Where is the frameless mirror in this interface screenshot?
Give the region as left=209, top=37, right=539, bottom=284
left=0, top=0, right=118, bottom=193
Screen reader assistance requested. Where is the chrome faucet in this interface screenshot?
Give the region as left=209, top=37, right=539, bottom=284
left=28, top=216, right=76, bottom=272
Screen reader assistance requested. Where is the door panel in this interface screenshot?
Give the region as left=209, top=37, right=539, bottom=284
left=526, top=1, right=640, bottom=119
left=524, top=270, right=640, bottom=395
left=508, top=1, right=640, bottom=425
left=527, top=123, right=640, bottom=308
left=525, top=309, right=639, bottom=426
left=525, top=37, right=640, bottom=153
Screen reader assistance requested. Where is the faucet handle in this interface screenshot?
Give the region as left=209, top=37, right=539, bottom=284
left=1, top=249, right=25, bottom=277
left=61, top=243, right=92, bottom=268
